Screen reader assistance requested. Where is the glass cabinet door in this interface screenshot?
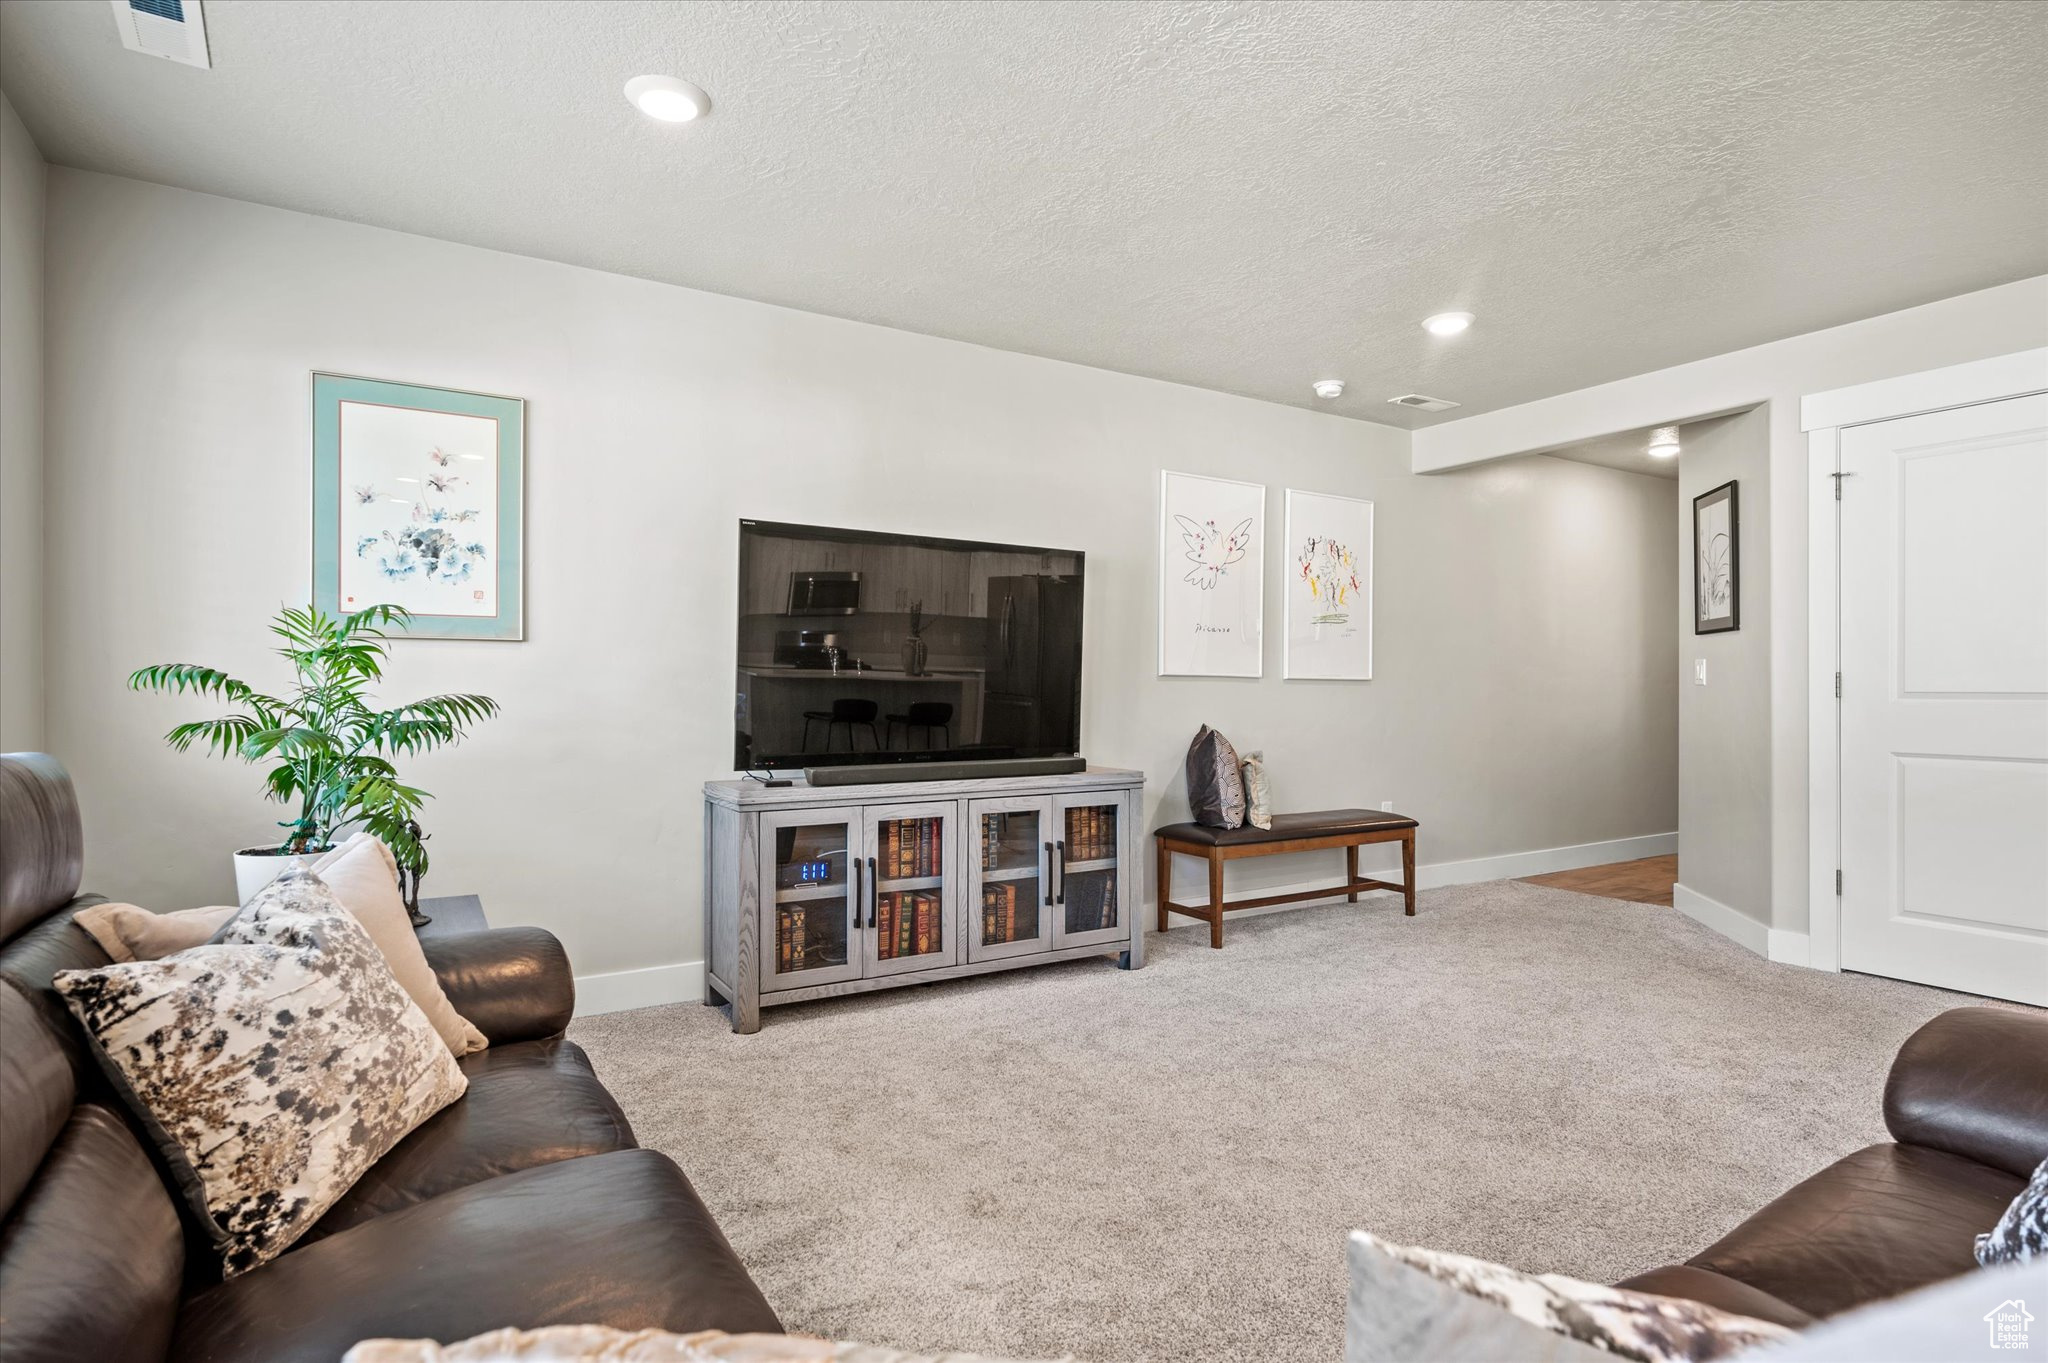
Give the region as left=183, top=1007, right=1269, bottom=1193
left=1052, top=793, right=1126, bottom=949
left=965, top=797, right=1051, bottom=963
left=862, top=802, right=962, bottom=977
left=758, top=808, right=863, bottom=992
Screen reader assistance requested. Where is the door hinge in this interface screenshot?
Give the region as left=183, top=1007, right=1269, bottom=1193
left=1834, top=672, right=1841, bottom=699
left=1830, top=470, right=1853, bottom=500
left=1835, top=869, right=1843, bottom=896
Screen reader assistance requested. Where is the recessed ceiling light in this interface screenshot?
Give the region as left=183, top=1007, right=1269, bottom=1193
left=1422, top=311, right=1474, bottom=337
left=1312, top=379, right=1345, bottom=400
left=625, top=74, right=711, bottom=123
left=1647, top=427, right=1681, bottom=459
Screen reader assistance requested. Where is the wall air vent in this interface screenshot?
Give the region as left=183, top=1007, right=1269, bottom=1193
left=111, top=0, right=211, bottom=69
left=1387, top=394, right=1461, bottom=413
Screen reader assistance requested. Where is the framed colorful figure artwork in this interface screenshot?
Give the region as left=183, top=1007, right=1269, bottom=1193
left=312, top=373, right=525, bottom=640
left=1692, top=478, right=1738, bottom=634
left=1158, top=470, right=1264, bottom=677
left=1283, top=489, right=1373, bottom=680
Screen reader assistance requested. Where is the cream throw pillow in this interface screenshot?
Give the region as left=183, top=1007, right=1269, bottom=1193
left=311, top=834, right=487, bottom=1056
left=71, top=833, right=486, bottom=1056
left=74, top=901, right=236, bottom=962
left=55, top=872, right=467, bottom=1275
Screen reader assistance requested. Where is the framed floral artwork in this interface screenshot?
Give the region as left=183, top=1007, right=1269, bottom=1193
left=312, top=373, right=525, bottom=640
left=1283, top=488, right=1373, bottom=679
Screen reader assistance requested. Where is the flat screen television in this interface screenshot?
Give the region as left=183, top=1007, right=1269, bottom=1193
left=736, top=519, right=1084, bottom=771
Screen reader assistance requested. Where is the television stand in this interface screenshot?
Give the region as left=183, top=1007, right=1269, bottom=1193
left=702, top=765, right=1144, bottom=1032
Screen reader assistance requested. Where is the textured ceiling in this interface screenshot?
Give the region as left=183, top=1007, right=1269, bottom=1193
left=3, top=1, right=2043, bottom=428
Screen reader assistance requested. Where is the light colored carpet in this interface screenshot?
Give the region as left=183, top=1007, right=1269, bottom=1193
left=570, top=880, right=1993, bottom=1363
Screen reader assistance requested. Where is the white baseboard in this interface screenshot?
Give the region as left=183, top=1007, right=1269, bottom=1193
left=575, top=960, right=704, bottom=1017
left=1417, top=831, right=1676, bottom=888
left=1158, top=831, right=1678, bottom=929
left=1766, top=929, right=1812, bottom=967
left=1672, top=882, right=1769, bottom=957
left=578, top=833, right=1693, bottom=1013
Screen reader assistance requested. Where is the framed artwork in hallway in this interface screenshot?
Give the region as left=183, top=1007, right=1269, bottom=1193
left=1693, top=479, right=1739, bottom=634
left=1283, top=488, right=1373, bottom=680
left=312, top=373, right=526, bottom=640
left=1158, top=471, right=1264, bottom=676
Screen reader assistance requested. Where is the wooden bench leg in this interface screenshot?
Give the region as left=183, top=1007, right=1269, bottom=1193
left=1156, top=839, right=1170, bottom=933
left=1401, top=832, right=1416, bottom=916
left=1346, top=844, right=1359, bottom=903
left=1207, top=850, right=1226, bottom=948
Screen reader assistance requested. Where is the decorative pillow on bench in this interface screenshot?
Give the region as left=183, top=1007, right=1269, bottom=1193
left=55, top=871, right=468, bottom=1275
left=1185, top=725, right=1247, bottom=829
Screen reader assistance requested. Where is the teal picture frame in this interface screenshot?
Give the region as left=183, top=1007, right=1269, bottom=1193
left=312, top=373, right=525, bottom=640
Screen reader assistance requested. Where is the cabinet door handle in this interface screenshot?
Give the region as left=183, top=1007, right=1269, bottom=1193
left=852, top=855, right=863, bottom=931
left=1042, top=842, right=1055, bottom=907
left=1055, top=839, right=1067, bottom=905
left=866, top=856, right=878, bottom=929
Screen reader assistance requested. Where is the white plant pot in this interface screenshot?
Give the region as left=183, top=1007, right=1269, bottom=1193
left=233, top=847, right=325, bottom=905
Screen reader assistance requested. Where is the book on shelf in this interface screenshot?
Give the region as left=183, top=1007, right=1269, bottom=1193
left=778, top=903, right=811, bottom=973
left=980, top=879, right=1027, bottom=945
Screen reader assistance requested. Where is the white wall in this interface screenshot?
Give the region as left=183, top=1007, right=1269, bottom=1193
left=42, top=170, right=1679, bottom=1001
left=1411, top=276, right=2048, bottom=940
left=1673, top=410, right=1772, bottom=937
left=0, top=94, right=43, bottom=751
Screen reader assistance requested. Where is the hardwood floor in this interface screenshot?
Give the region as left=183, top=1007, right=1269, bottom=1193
left=1520, top=854, right=1677, bottom=906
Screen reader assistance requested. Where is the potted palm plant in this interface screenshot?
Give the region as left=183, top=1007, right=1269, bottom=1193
left=131, top=603, right=500, bottom=903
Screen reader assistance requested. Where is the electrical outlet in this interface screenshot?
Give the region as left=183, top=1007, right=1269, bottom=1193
left=1380, top=800, right=1394, bottom=812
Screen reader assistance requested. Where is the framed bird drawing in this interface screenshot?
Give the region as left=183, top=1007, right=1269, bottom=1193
left=1159, top=471, right=1265, bottom=676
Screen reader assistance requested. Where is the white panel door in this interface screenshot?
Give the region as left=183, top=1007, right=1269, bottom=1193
left=1839, top=393, right=2048, bottom=1004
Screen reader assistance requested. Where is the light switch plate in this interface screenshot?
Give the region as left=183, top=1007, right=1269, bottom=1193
left=1694, top=658, right=1708, bottom=685
left=1380, top=800, right=1394, bottom=812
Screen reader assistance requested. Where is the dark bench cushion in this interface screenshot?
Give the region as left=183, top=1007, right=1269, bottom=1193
left=1156, top=809, right=1417, bottom=847
left=169, top=1149, right=781, bottom=1363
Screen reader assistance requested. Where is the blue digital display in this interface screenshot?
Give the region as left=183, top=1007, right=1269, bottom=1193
left=798, top=859, right=832, bottom=884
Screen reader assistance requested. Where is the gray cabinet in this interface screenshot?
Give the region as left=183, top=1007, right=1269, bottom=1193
left=704, top=768, right=1144, bottom=1032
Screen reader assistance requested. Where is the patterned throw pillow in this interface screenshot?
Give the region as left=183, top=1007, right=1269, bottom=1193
left=1240, top=751, right=1273, bottom=830
left=344, top=1326, right=1073, bottom=1362
left=1185, top=725, right=1247, bottom=829
left=1351, top=1232, right=1795, bottom=1363
left=1978, top=1157, right=2048, bottom=1265
left=54, top=871, right=468, bottom=1276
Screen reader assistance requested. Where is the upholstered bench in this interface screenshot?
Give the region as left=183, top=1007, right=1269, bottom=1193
left=1153, top=809, right=1418, bottom=948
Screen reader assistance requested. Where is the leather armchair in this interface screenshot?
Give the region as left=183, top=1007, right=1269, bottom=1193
left=1618, top=1006, right=2048, bottom=1324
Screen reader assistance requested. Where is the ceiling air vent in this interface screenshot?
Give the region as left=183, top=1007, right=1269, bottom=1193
left=111, top=0, right=211, bottom=69
left=1387, top=393, right=1461, bottom=413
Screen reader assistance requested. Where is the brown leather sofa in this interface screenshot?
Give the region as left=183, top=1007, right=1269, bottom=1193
left=0, top=753, right=781, bottom=1363
left=1615, top=1004, right=2048, bottom=1327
